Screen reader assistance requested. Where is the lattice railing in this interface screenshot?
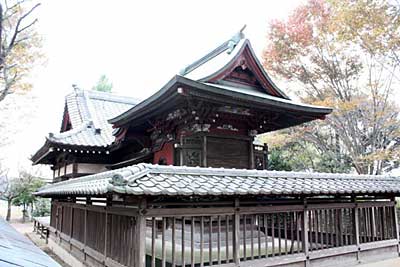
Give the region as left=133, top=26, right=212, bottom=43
left=48, top=199, right=399, bottom=267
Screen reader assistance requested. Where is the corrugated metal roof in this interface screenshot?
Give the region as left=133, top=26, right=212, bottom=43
left=50, top=88, right=139, bottom=147
left=36, top=164, right=400, bottom=197
left=0, top=217, right=61, bottom=267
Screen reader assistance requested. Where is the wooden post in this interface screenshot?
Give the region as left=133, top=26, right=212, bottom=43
left=84, top=207, right=88, bottom=261
left=233, top=198, right=240, bottom=266
left=104, top=211, right=108, bottom=258
left=302, top=199, right=310, bottom=267
left=353, top=198, right=361, bottom=262
left=135, top=198, right=147, bottom=267
left=202, top=135, right=207, bottom=167
left=391, top=197, right=400, bottom=255
left=249, top=142, right=254, bottom=169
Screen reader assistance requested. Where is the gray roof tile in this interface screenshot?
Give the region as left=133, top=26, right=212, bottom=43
left=0, top=217, right=61, bottom=267
left=49, top=89, right=138, bottom=148
left=36, top=164, right=400, bottom=197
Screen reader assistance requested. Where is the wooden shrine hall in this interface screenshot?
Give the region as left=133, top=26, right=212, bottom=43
left=33, top=29, right=400, bottom=267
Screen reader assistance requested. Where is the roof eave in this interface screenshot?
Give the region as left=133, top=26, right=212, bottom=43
left=107, top=75, right=332, bottom=129
left=108, top=75, right=182, bottom=126
left=181, top=76, right=333, bottom=115
left=31, top=139, right=53, bottom=165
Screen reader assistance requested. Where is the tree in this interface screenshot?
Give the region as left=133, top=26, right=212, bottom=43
left=260, top=132, right=352, bottom=173
left=92, top=74, right=113, bottom=92
left=262, top=0, right=400, bottom=174
left=330, top=0, right=400, bottom=70
left=0, top=164, right=18, bottom=221
left=268, top=148, right=292, bottom=171
left=0, top=164, right=45, bottom=221
left=12, top=168, right=45, bottom=222
left=0, top=0, right=42, bottom=102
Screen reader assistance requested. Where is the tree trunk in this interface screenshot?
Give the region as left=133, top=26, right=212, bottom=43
left=22, top=203, right=27, bottom=223
left=6, top=199, right=11, bottom=221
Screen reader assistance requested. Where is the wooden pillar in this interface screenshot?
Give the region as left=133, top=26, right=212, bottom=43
left=104, top=196, right=111, bottom=258
left=233, top=198, right=240, bottom=266
left=249, top=142, right=254, bottom=169
left=302, top=199, right=310, bottom=267
left=135, top=198, right=147, bottom=267
left=391, top=197, right=400, bottom=255
left=202, top=135, right=207, bottom=167
left=264, top=144, right=269, bottom=170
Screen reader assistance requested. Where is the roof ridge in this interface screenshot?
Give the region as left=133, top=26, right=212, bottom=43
left=85, top=89, right=140, bottom=105
left=179, top=27, right=246, bottom=76
left=142, top=164, right=396, bottom=180
left=66, top=87, right=139, bottom=105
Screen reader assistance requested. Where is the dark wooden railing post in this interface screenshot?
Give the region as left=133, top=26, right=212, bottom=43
left=391, top=197, right=400, bottom=255
left=233, top=198, right=240, bottom=266
left=353, top=199, right=361, bottom=262
left=302, top=199, right=310, bottom=267
left=135, top=198, right=147, bottom=267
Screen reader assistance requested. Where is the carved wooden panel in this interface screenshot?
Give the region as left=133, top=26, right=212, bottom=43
left=180, top=136, right=202, bottom=167
left=183, top=149, right=202, bottom=167
left=206, top=137, right=249, bottom=169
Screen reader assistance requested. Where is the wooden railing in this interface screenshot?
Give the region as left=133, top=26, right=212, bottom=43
left=48, top=198, right=400, bottom=267
left=145, top=211, right=305, bottom=267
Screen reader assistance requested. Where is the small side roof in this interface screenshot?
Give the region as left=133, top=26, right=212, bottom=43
left=0, top=217, right=61, bottom=267
left=31, top=88, right=139, bottom=164
left=36, top=163, right=400, bottom=197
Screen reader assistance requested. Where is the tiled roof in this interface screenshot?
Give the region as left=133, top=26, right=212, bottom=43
left=50, top=88, right=138, bottom=147
left=36, top=164, right=400, bottom=197
left=0, top=217, right=61, bottom=267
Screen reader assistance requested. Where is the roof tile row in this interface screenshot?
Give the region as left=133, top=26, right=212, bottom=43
left=36, top=164, right=400, bottom=197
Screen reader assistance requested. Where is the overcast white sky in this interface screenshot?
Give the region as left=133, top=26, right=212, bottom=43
left=1, top=0, right=306, bottom=176
left=8, top=0, right=399, bottom=177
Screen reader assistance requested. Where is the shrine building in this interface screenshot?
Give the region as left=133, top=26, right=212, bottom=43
left=32, top=30, right=400, bottom=267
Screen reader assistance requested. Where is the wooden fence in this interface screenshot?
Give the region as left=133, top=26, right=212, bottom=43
left=48, top=198, right=400, bottom=267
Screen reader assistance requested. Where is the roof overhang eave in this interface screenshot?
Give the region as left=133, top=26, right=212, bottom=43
left=107, top=75, right=332, bottom=129
left=108, top=75, right=181, bottom=126
left=31, top=138, right=54, bottom=165
left=183, top=77, right=333, bottom=115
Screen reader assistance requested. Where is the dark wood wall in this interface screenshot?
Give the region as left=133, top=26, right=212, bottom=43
left=207, top=137, right=250, bottom=169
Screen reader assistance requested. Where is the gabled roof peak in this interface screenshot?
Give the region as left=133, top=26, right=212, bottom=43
left=179, top=26, right=247, bottom=76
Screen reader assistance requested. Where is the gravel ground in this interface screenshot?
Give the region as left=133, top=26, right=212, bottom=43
left=358, top=258, right=400, bottom=267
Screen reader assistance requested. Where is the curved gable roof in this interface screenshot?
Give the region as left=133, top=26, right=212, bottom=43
left=180, top=30, right=289, bottom=99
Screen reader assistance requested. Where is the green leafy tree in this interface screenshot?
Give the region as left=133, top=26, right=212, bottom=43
left=32, top=198, right=50, bottom=217
left=92, top=74, right=113, bottom=92
left=262, top=0, right=400, bottom=174
left=268, top=148, right=292, bottom=171
left=261, top=132, right=352, bottom=173
left=11, top=169, right=45, bottom=222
